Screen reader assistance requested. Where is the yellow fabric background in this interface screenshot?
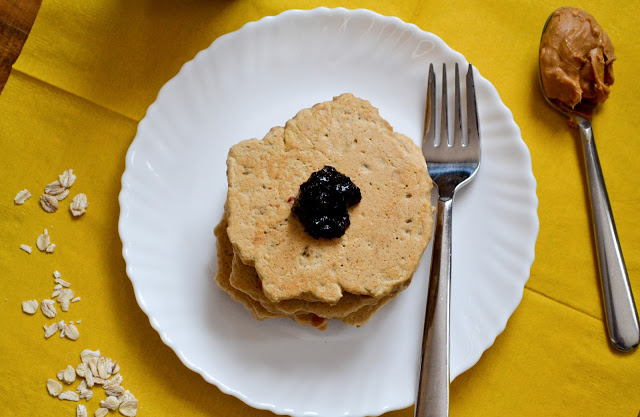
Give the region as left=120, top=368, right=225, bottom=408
left=1, top=0, right=639, bottom=416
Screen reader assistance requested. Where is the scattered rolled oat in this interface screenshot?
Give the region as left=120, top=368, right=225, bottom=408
left=100, top=395, right=120, bottom=410
left=22, top=299, right=39, bottom=314
left=65, top=324, right=80, bottom=341
left=104, top=373, right=122, bottom=389
left=94, top=408, right=109, bottom=417
left=41, top=299, right=57, bottom=318
left=85, top=368, right=94, bottom=387
left=80, top=389, right=93, bottom=400
left=44, top=322, right=59, bottom=338
left=45, top=180, right=66, bottom=196
left=54, top=278, right=71, bottom=288
left=57, top=288, right=75, bottom=312
left=76, top=363, right=87, bottom=378
left=36, top=229, right=51, bottom=251
left=119, top=391, right=139, bottom=417
left=81, top=349, right=100, bottom=364
left=97, top=357, right=113, bottom=379
left=58, top=390, right=80, bottom=401
left=20, top=244, right=32, bottom=254
left=59, top=169, right=76, bottom=188
left=14, top=189, right=32, bottom=204
left=77, top=379, right=93, bottom=400
left=53, top=270, right=62, bottom=279
left=46, top=243, right=56, bottom=253
left=105, top=384, right=124, bottom=397
left=40, top=194, right=59, bottom=213
left=72, top=297, right=81, bottom=303
left=63, top=365, right=76, bottom=384
left=93, top=376, right=108, bottom=385
left=77, top=404, right=88, bottom=417
left=70, top=193, right=88, bottom=217
left=47, top=379, right=63, bottom=396
left=56, top=370, right=65, bottom=381
left=55, top=189, right=70, bottom=201
left=87, top=357, right=99, bottom=377
left=46, top=350, right=139, bottom=417
left=76, top=380, right=88, bottom=393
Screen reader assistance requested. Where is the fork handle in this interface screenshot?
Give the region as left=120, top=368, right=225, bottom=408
left=577, top=116, right=640, bottom=351
left=415, top=197, right=452, bottom=417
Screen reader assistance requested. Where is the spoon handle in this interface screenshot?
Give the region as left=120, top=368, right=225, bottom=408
left=576, top=116, right=640, bottom=351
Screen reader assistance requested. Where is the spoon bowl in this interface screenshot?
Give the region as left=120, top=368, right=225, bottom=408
left=538, top=8, right=598, bottom=120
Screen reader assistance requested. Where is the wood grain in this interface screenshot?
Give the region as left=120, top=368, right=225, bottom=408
left=0, top=0, right=42, bottom=93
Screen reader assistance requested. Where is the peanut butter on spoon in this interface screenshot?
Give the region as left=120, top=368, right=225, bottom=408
left=539, top=7, right=615, bottom=118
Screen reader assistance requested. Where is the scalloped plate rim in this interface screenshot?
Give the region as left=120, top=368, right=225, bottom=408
left=118, top=7, right=539, bottom=417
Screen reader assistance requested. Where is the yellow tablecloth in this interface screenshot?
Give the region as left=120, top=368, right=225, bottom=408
left=1, top=1, right=639, bottom=416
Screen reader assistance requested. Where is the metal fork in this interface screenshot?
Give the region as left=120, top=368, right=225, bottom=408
left=415, top=63, right=480, bottom=417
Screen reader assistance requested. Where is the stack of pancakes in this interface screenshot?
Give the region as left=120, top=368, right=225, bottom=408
left=215, top=94, right=434, bottom=330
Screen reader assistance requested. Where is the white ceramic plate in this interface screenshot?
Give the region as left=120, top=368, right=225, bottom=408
left=119, top=8, right=538, bottom=417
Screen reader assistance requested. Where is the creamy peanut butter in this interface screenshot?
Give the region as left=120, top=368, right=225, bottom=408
left=540, top=7, right=615, bottom=116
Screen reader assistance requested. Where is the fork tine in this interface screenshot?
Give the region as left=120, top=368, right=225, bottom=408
left=440, top=64, right=448, bottom=147
left=453, top=63, right=463, bottom=147
left=423, top=63, right=436, bottom=147
left=466, top=64, right=480, bottom=150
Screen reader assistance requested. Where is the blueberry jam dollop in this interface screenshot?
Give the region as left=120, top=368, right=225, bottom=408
left=292, top=166, right=361, bottom=239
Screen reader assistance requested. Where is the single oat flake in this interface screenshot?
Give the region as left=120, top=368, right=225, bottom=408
left=41, top=299, right=57, bottom=318
left=81, top=349, right=100, bottom=363
left=97, top=357, right=112, bottom=379
left=76, top=404, right=88, bottom=417
left=45, top=180, right=66, bottom=196
left=76, top=363, right=87, bottom=377
left=58, top=390, right=80, bottom=401
left=70, top=193, right=88, bottom=217
left=105, top=384, right=125, bottom=397
left=22, top=299, right=38, bottom=314
left=85, top=368, right=94, bottom=387
left=76, top=379, right=88, bottom=393
left=55, top=188, right=70, bottom=201
left=47, top=379, right=63, bottom=396
left=40, top=194, right=59, bottom=213
left=119, top=391, right=139, bottom=417
left=57, top=288, right=74, bottom=301
left=14, top=189, right=31, bottom=204
left=36, top=229, right=51, bottom=251
left=104, top=372, right=123, bottom=389
left=55, top=278, right=71, bottom=288
left=94, top=408, right=109, bottom=417
left=79, top=389, right=93, bottom=400
left=63, top=365, right=76, bottom=384
left=65, top=324, right=80, bottom=341
left=19, top=244, right=32, bottom=254
left=46, top=243, right=56, bottom=253
left=100, top=395, right=120, bottom=410
left=59, top=169, right=76, bottom=188
left=44, top=322, right=59, bottom=338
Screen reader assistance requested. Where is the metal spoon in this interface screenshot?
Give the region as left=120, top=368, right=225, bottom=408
left=538, top=10, right=640, bottom=351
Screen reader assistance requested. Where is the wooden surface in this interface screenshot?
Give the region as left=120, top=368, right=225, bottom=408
left=0, top=0, right=42, bottom=93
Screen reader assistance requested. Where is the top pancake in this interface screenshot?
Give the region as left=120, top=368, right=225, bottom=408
left=226, top=94, right=433, bottom=303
